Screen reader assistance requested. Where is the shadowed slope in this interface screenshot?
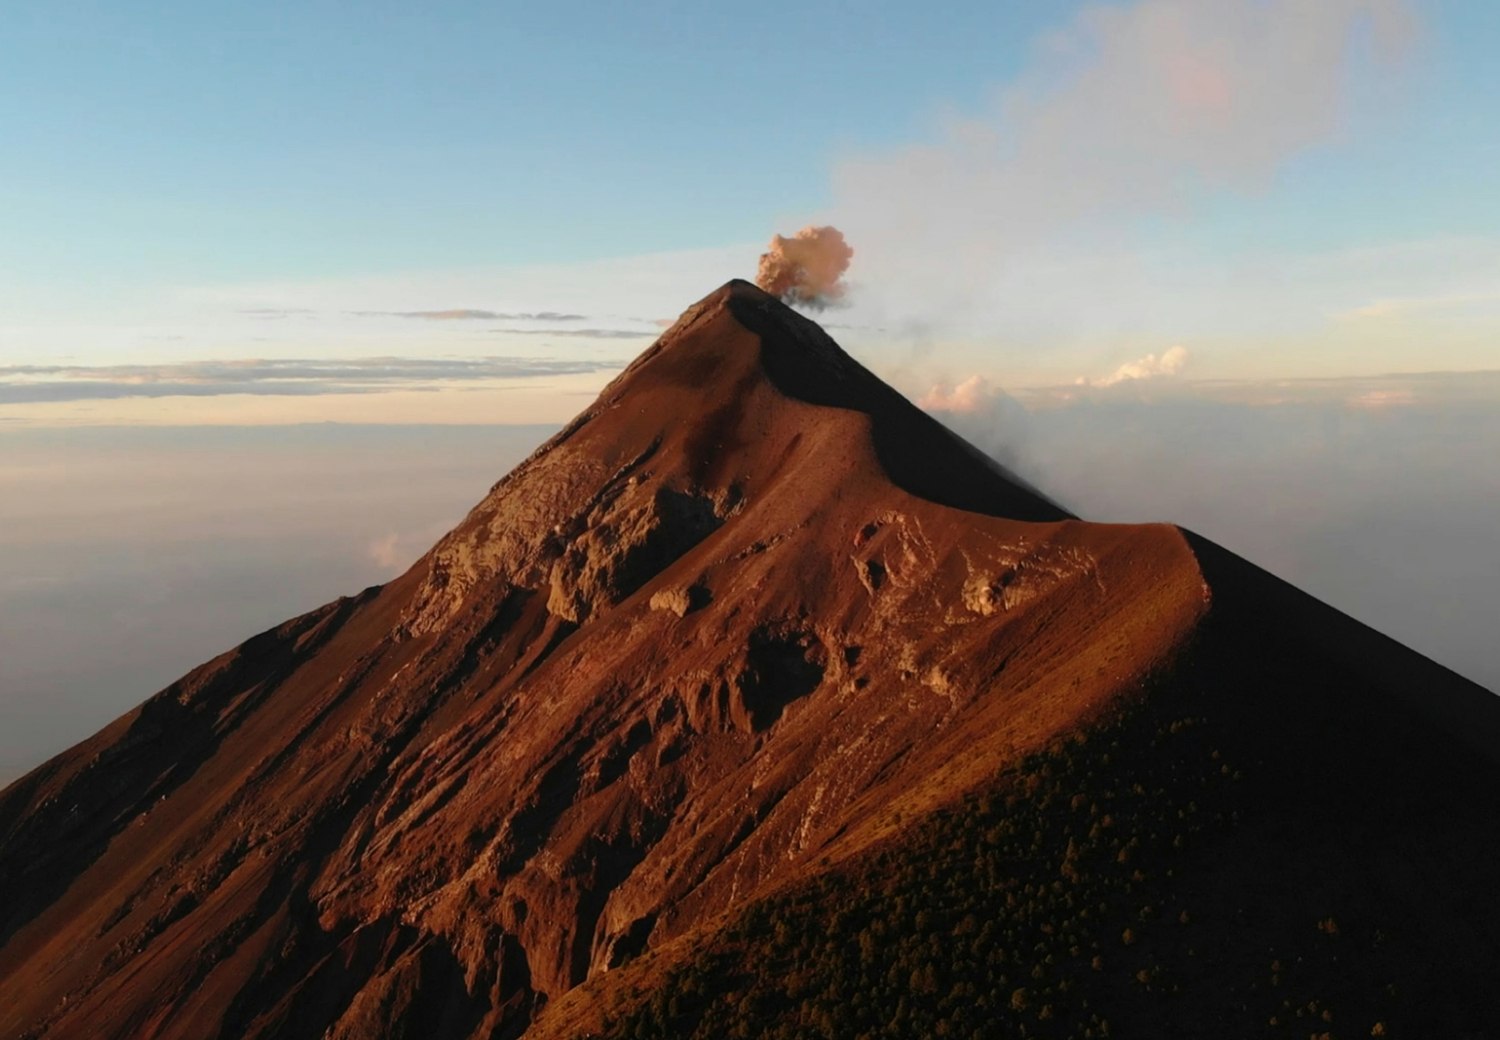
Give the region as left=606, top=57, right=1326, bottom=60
left=1181, top=529, right=1500, bottom=759
left=724, top=281, right=1069, bottom=521
left=0, top=590, right=377, bottom=948
left=538, top=602, right=1500, bottom=1038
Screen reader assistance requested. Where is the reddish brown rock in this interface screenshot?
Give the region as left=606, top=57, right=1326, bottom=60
left=1, top=281, right=1495, bottom=1039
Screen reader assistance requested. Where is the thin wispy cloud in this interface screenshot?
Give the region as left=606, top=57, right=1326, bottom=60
left=998, top=369, right=1500, bottom=410
left=1335, top=289, right=1500, bottom=321
left=352, top=309, right=589, bottom=321
left=491, top=328, right=655, bottom=340
left=237, top=307, right=317, bottom=318
left=0, top=356, right=620, bottom=405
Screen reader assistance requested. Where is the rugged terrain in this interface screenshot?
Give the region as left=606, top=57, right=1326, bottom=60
left=1, top=280, right=1497, bottom=1039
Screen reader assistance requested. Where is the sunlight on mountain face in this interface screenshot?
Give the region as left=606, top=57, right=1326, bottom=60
left=0, top=425, right=548, bottom=783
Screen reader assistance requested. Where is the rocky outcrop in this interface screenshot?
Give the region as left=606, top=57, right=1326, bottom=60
left=546, top=485, right=731, bottom=624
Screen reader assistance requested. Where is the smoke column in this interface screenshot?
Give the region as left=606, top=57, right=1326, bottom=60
left=756, top=226, right=854, bottom=308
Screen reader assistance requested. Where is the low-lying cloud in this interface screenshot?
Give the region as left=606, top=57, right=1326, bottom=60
left=917, top=375, right=999, bottom=414
left=917, top=368, right=1500, bottom=696
left=0, top=357, right=619, bottom=405
left=0, top=424, right=549, bottom=784
left=1346, top=388, right=1417, bottom=409
left=1082, top=345, right=1191, bottom=388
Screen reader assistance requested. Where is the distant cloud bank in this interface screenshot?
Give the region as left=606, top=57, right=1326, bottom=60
left=0, top=356, right=620, bottom=405
left=915, top=365, right=1500, bottom=699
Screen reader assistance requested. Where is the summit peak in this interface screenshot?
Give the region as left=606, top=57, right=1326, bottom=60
left=586, top=281, right=1069, bottom=523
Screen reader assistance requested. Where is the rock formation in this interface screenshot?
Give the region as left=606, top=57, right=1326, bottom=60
left=2, top=281, right=1496, bottom=1039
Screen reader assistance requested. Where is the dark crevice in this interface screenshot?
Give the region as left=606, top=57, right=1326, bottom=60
left=738, top=628, right=827, bottom=731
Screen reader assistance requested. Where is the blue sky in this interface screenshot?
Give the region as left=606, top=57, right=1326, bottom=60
left=2, top=0, right=1498, bottom=417
left=0, top=3, right=1061, bottom=278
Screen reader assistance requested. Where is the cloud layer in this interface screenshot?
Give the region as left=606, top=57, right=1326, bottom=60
left=0, top=357, right=619, bottom=405
left=917, top=374, right=998, bottom=414
left=833, top=0, right=1413, bottom=327
left=917, top=368, right=1500, bottom=698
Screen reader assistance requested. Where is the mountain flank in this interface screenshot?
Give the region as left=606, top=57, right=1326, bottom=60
left=1, top=280, right=1496, bottom=1039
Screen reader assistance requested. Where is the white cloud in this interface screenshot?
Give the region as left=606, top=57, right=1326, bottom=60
left=365, top=532, right=436, bottom=573
left=918, top=374, right=997, bottom=413
left=829, top=0, right=1414, bottom=331
left=0, top=356, right=619, bottom=405
left=366, top=533, right=403, bottom=570
left=1082, top=344, right=1191, bottom=387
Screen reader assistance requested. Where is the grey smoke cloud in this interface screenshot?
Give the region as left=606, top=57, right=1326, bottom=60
left=756, top=226, right=855, bottom=308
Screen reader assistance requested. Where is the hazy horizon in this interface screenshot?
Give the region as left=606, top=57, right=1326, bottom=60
left=3, top=366, right=1496, bottom=785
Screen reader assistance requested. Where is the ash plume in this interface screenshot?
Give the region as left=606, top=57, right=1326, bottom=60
left=756, top=226, right=854, bottom=308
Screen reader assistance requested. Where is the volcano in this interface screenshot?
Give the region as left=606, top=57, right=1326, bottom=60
left=2, top=281, right=1498, bottom=1039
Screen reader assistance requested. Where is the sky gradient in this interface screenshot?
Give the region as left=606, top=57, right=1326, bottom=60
left=1, top=0, right=1497, bottom=780
left=3, top=0, right=1498, bottom=407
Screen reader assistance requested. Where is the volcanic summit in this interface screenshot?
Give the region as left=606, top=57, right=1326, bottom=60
left=2, top=281, right=1498, bottom=1039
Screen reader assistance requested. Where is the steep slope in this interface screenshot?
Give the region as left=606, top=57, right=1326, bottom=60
left=0, top=281, right=1494, bottom=1039
left=535, top=538, right=1500, bottom=1039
